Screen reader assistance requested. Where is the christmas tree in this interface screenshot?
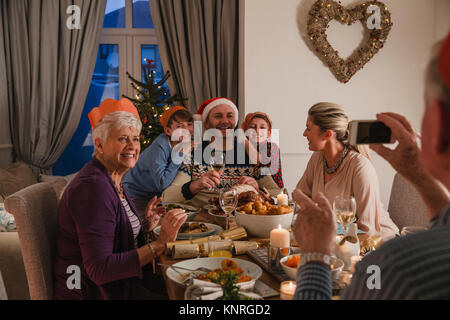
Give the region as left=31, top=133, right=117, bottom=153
left=123, top=59, right=185, bottom=150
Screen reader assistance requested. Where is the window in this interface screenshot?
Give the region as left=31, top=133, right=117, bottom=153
left=53, top=0, right=165, bottom=175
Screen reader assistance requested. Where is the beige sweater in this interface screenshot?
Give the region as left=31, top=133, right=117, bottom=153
left=297, top=151, right=399, bottom=240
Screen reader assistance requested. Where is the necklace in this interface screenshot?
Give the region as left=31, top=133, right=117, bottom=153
left=323, top=145, right=349, bottom=174
left=115, top=182, right=124, bottom=196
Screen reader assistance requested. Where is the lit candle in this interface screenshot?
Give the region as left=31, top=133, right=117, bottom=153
left=280, top=281, right=296, bottom=300
left=277, top=193, right=288, bottom=206
left=270, top=225, right=290, bottom=248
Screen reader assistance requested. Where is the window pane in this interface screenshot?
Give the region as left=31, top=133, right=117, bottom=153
left=141, top=45, right=164, bottom=82
left=53, top=44, right=120, bottom=175
left=133, top=0, right=154, bottom=28
left=141, top=44, right=171, bottom=100
left=103, top=0, right=126, bottom=28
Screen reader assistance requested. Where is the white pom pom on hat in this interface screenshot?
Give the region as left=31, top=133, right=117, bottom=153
left=196, top=97, right=238, bottom=127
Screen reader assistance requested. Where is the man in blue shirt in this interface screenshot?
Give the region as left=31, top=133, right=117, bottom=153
left=123, top=106, right=193, bottom=218
left=292, top=32, right=450, bottom=299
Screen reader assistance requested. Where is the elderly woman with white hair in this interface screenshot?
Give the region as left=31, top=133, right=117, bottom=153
left=54, top=98, right=187, bottom=300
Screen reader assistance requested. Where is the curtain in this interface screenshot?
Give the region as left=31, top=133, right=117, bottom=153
left=0, top=8, right=13, bottom=166
left=1, top=0, right=106, bottom=171
left=150, top=0, right=241, bottom=113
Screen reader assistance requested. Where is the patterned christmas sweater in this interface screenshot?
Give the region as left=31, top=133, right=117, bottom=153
left=162, top=139, right=281, bottom=207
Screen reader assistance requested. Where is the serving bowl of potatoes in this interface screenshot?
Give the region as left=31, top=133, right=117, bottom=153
left=235, top=201, right=294, bottom=238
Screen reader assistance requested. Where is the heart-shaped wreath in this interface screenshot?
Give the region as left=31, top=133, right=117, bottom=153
left=307, top=0, right=393, bottom=83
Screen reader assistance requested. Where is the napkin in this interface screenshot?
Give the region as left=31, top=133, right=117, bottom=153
left=184, top=279, right=262, bottom=300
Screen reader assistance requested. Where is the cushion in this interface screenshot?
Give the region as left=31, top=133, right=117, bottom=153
left=0, top=204, right=16, bottom=232
left=0, top=162, right=38, bottom=199
left=39, top=173, right=77, bottom=198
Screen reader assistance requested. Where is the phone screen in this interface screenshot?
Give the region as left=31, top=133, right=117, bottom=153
left=356, top=121, right=392, bottom=144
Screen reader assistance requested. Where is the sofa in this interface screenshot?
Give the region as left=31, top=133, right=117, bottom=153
left=0, top=162, right=75, bottom=300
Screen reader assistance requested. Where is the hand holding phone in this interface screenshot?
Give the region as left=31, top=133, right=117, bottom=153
left=348, top=120, right=393, bottom=145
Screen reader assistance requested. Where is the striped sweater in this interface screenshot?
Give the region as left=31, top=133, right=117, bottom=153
left=294, top=204, right=450, bottom=300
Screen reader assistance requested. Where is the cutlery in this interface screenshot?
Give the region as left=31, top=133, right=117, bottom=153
left=157, top=263, right=212, bottom=273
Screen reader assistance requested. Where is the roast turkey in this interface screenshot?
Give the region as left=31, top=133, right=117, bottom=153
left=209, top=184, right=274, bottom=207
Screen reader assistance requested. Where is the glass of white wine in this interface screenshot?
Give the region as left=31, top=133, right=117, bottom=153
left=333, top=195, right=357, bottom=234
left=209, top=151, right=224, bottom=192
left=219, top=188, right=238, bottom=230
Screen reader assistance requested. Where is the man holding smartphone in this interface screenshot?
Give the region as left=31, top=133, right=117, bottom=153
left=292, top=31, right=450, bottom=299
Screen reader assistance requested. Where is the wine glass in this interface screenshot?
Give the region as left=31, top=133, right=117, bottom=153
left=209, top=151, right=225, bottom=191
left=219, top=188, right=238, bottom=230
left=333, top=195, right=357, bottom=235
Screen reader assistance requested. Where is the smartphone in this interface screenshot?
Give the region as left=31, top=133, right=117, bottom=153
left=348, top=120, right=392, bottom=145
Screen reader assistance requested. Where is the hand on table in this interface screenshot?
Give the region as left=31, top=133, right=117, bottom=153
left=238, top=176, right=259, bottom=190
left=292, top=189, right=336, bottom=256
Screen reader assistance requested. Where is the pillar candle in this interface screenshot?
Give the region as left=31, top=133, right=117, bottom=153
left=270, top=224, right=290, bottom=248
left=277, top=193, right=288, bottom=206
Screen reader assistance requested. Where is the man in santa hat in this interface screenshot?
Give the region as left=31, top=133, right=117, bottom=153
left=162, top=97, right=281, bottom=207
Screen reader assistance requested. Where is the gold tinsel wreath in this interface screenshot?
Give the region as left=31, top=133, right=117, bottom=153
left=307, top=0, right=393, bottom=83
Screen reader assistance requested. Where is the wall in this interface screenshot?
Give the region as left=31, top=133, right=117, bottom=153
left=244, top=0, right=449, bottom=207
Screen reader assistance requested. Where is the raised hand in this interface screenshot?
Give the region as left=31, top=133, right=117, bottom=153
left=156, top=209, right=187, bottom=244
left=370, top=113, right=424, bottom=177
left=292, top=189, right=336, bottom=256
left=144, top=197, right=166, bottom=232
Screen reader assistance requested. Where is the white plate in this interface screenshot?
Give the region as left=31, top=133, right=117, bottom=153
left=162, top=202, right=201, bottom=221
left=153, top=222, right=223, bottom=240
left=203, top=204, right=217, bottom=211
left=166, top=257, right=263, bottom=286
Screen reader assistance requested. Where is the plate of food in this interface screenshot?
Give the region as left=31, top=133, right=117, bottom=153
left=161, top=202, right=201, bottom=221
left=153, top=222, right=222, bottom=240
left=208, top=184, right=275, bottom=208
left=166, top=257, right=263, bottom=286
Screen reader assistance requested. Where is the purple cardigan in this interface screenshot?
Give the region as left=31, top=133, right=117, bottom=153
left=54, top=158, right=145, bottom=300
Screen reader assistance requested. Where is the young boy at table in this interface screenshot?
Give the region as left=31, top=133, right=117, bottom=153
left=123, top=106, right=194, bottom=218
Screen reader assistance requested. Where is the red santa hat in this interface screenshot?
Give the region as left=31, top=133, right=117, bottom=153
left=439, top=30, right=450, bottom=91
left=197, top=98, right=239, bottom=127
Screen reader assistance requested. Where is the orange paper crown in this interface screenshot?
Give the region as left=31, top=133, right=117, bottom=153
left=241, top=112, right=273, bottom=135
left=439, top=31, right=450, bottom=91
left=88, top=98, right=140, bottom=129
left=160, top=105, right=188, bottom=128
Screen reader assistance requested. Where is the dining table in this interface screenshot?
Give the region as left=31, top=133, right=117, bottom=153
left=157, top=209, right=285, bottom=300
left=155, top=208, right=371, bottom=300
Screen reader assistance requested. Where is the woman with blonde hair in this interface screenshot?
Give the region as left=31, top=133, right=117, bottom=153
left=295, top=102, right=399, bottom=240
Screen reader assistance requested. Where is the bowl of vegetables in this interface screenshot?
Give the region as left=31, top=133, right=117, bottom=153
left=280, top=254, right=344, bottom=280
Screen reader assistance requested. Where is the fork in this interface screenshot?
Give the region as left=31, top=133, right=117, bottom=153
left=158, top=263, right=212, bottom=284
left=157, top=263, right=212, bottom=273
